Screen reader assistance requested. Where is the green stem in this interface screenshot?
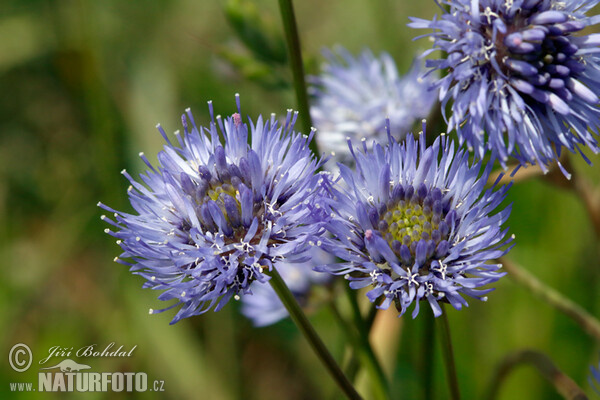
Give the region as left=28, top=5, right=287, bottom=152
left=342, top=301, right=382, bottom=384
left=437, top=308, right=460, bottom=400
left=267, top=268, right=362, bottom=400
left=342, top=288, right=391, bottom=399
left=329, top=302, right=389, bottom=400
left=277, top=0, right=319, bottom=156
left=422, top=311, right=435, bottom=400
left=483, top=349, right=588, bottom=400
left=501, top=257, right=600, bottom=341
left=364, top=301, right=379, bottom=332
left=345, top=285, right=369, bottom=340
left=343, top=350, right=361, bottom=384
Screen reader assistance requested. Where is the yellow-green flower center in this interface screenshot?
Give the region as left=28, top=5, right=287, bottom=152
left=380, top=201, right=440, bottom=247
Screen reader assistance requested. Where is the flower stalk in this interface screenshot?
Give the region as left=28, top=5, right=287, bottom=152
left=483, top=349, right=588, bottom=400
left=501, top=257, right=600, bottom=341
left=422, top=311, right=436, bottom=400
left=267, top=267, right=362, bottom=400
left=343, top=287, right=391, bottom=399
left=437, top=307, right=460, bottom=400
left=277, top=0, right=318, bottom=156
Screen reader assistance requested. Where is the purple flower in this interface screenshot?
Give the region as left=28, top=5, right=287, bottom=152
left=99, top=96, right=326, bottom=324
left=410, top=0, right=600, bottom=176
left=309, top=47, right=437, bottom=164
left=241, top=246, right=331, bottom=327
left=318, top=124, right=514, bottom=317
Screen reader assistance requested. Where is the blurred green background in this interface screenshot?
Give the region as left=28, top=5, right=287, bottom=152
left=1, top=0, right=599, bottom=399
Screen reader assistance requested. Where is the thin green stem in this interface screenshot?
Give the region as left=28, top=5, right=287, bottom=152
left=341, top=290, right=383, bottom=383
left=364, top=301, right=379, bottom=332
left=267, top=268, right=362, bottom=400
left=437, top=308, right=460, bottom=400
left=501, top=257, right=600, bottom=341
left=345, top=285, right=369, bottom=340
left=342, top=288, right=391, bottom=399
left=422, top=311, right=435, bottom=400
left=329, top=302, right=389, bottom=400
left=277, top=0, right=319, bottom=156
left=483, top=349, right=588, bottom=400
left=343, top=349, right=361, bottom=384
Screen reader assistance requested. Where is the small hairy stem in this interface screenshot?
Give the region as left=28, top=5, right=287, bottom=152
left=501, top=257, right=600, bottom=341
left=267, top=268, right=362, bottom=400
left=437, top=307, right=460, bottom=400
left=483, top=349, right=588, bottom=400
left=277, top=0, right=319, bottom=156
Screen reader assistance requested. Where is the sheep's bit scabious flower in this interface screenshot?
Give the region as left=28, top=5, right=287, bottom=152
left=99, top=96, right=326, bottom=324
left=410, top=0, right=600, bottom=175
left=318, top=124, right=514, bottom=317
left=309, top=46, right=437, bottom=163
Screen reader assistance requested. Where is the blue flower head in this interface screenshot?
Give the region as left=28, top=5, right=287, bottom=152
left=99, top=96, right=326, bottom=324
left=319, top=123, right=514, bottom=317
left=410, top=0, right=600, bottom=176
left=241, top=246, right=331, bottom=327
left=309, top=47, right=437, bottom=164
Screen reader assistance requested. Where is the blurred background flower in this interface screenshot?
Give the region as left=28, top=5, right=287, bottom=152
left=309, top=46, right=437, bottom=164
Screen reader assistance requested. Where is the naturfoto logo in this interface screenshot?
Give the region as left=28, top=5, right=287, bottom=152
left=8, top=343, right=164, bottom=393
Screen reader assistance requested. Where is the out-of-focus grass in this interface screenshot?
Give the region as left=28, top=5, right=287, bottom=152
left=0, top=0, right=598, bottom=399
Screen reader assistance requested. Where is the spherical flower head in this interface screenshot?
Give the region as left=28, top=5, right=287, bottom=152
left=318, top=123, right=514, bottom=317
left=309, top=46, right=438, bottom=164
left=240, top=246, right=332, bottom=327
left=409, top=0, right=600, bottom=176
left=99, top=96, right=327, bottom=324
